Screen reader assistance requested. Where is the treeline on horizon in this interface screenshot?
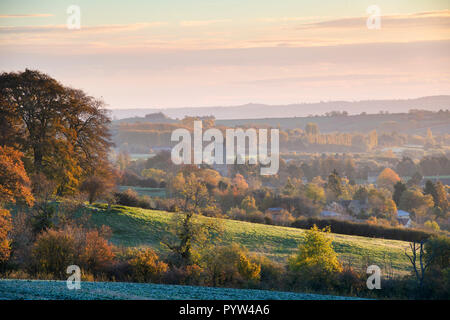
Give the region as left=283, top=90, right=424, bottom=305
left=113, top=113, right=450, bottom=154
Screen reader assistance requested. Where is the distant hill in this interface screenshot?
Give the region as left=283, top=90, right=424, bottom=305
left=109, top=95, right=450, bottom=120
left=216, top=111, right=450, bottom=134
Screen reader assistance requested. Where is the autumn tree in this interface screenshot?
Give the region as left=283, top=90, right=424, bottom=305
left=231, top=174, right=248, bottom=195
left=80, top=174, right=115, bottom=204
left=288, top=225, right=342, bottom=288
left=399, top=188, right=434, bottom=221
left=241, top=195, right=257, bottom=213
left=0, top=146, right=34, bottom=263
left=0, top=70, right=113, bottom=194
left=0, top=209, right=12, bottom=263
left=163, top=173, right=220, bottom=265
left=376, top=168, right=401, bottom=191
left=327, top=169, right=343, bottom=199
left=305, top=183, right=325, bottom=204
left=434, top=182, right=449, bottom=213
left=424, top=181, right=449, bottom=213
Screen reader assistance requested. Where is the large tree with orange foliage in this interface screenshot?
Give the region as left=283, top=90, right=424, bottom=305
left=376, top=168, right=401, bottom=191
left=0, top=69, right=113, bottom=194
left=0, top=145, right=34, bottom=262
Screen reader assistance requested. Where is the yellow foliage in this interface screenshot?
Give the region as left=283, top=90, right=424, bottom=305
left=129, top=248, right=168, bottom=282
left=289, top=225, right=343, bottom=274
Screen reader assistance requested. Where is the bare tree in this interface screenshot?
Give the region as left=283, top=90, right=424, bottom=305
left=404, top=240, right=433, bottom=288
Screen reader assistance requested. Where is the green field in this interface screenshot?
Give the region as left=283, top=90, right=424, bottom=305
left=117, top=186, right=166, bottom=198
left=0, top=279, right=361, bottom=300
left=87, top=204, right=412, bottom=276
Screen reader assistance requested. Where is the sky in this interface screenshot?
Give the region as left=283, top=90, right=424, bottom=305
left=0, top=0, right=449, bottom=109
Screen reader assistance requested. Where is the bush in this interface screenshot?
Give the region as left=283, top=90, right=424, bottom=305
left=267, top=209, right=295, bottom=226
left=128, top=248, right=168, bottom=283
left=32, top=223, right=117, bottom=278
left=334, top=267, right=365, bottom=296
left=114, top=190, right=160, bottom=210
left=252, top=255, right=285, bottom=290
left=138, top=196, right=156, bottom=209
left=202, top=243, right=261, bottom=287
left=114, top=189, right=140, bottom=207
left=32, top=229, right=76, bottom=277
left=80, top=230, right=115, bottom=273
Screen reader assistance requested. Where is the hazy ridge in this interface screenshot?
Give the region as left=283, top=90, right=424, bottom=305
left=110, top=95, right=450, bottom=120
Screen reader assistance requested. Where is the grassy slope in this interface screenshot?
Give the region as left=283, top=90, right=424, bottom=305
left=87, top=205, right=412, bottom=276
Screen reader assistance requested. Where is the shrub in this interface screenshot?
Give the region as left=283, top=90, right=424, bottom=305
left=114, top=190, right=159, bottom=210
left=202, top=243, right=261, bottom=287
left=138, top=196, right=156, bottom=209
left=424, top=220, right=440, bottom=232
left=32, top=229, right=76, bottom=277
left=80, top=230, right=115, bottom=273
left=114, top=189, right=140, bottom=207
left=129, top=248, right=168, bottom=283
left=251, top=255, right=284, bottom=290
left=335, top=266, right=365, bottom=296
left=268, top=209, right=295, bottom=226
left=184, top=264, right=206, bottom=285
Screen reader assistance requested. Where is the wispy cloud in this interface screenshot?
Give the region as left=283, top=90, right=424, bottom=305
left=0, top=22, right=167, bottom=34
left=257, top=16, right=332, bottom=23
left=298, top=10, right=450, bottom=29
left=0, top=13, right=54, bottom=18
left=179, top=19, right=231, bottom=27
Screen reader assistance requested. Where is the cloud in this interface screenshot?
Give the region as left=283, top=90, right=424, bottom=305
left=298, top=10, right=450, bottom=30
left=0, top=22, right=167, bottom=34
left=257, top=16, right=332, bottom=23
left=0, top=13, right=54, bottom=18
left=179, top=19, right=231, bottom=27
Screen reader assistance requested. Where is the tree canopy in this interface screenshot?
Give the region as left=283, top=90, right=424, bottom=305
left=0, top=69, right=113, bottom=194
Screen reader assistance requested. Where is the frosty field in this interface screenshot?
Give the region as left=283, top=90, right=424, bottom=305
left=0, top=279, right=360, bottom=300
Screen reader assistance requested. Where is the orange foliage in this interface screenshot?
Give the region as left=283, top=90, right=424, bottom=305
left=80, top=230, right=115, bottom=272
left=0, top=145, right=34, bottom=206
left=376, top=168, right=401, bottom=190
left=0, top=209, right=12, bottom=262
left=129, top=248, right=168, bottom=282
